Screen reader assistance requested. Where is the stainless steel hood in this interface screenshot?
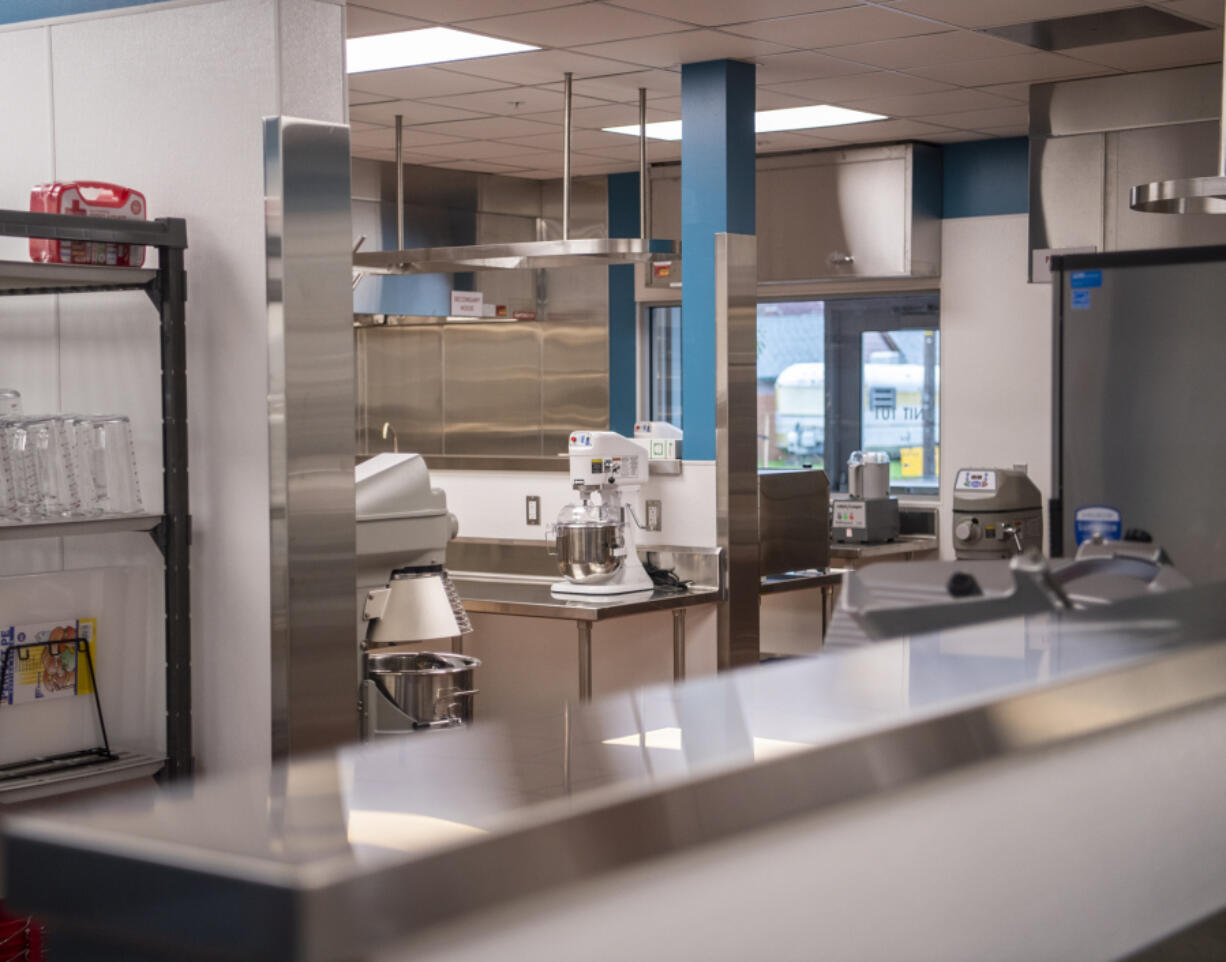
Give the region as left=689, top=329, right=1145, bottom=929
left=1131, top=0, right=1226, bottom=213
left=356, top=77, right=679, bottom=277
left=354, top=237, right=677, bottom=275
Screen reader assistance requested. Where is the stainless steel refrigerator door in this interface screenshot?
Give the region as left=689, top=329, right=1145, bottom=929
left=1056, top=251, right=1226, bottom=581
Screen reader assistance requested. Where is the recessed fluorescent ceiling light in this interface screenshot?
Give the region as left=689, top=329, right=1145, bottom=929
left=346, top=27, right=538, bottom=73
left=604, top=104, right=886, bottom=141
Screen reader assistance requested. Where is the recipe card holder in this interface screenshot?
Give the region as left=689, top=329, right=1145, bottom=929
left=0, top=639, right=117, bottom=781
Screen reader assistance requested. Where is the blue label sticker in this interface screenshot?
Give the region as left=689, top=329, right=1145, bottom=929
left=1074, top=505, right=1122, bottom=545
left=1070, top=269, right=1102, bottom=289
left=1071, top=289, right=1092, bottom=310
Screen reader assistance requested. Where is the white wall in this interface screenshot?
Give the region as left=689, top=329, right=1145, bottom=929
left=0, top=0, right=346, bottom=775
left=938, top=214, right=1053, bottom=560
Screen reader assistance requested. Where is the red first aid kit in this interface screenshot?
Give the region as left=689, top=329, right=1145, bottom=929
left=29, top=181, right=147, bottom=267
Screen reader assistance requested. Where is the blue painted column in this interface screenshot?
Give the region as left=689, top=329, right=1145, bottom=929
left=680, top=59, right=756, bottom=461
left=607, top=171, right=640, bottom=435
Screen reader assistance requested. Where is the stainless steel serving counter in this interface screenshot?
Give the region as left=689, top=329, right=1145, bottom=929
left=829, top=533, right=939, bottom=565
left=7, top=583, right=1226, bottom=961
left=454, top=578, right=721, bottom=698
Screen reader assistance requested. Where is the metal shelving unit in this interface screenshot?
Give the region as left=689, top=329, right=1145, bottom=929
left=0, top=208, right=192, bottom=788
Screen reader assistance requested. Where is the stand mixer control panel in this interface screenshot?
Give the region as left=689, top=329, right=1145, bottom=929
left=569, top=432, right=647, bottom=486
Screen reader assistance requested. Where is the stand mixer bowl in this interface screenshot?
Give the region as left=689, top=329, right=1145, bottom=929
left=553, top=521, right=624, bottom=583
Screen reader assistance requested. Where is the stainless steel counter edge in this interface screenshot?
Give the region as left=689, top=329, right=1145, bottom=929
left=9, top=622, right=1226, bottom=961
left=453, top=579, right=722, bottom=621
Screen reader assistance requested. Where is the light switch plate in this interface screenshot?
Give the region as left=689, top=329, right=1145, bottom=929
left=526, top=495, right=541, bottom=525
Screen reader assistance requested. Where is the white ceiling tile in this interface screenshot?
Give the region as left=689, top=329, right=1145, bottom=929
left=725, top=6, right=951, bottom=47
left=572, top=28, right=791, bottom=68
left=846, top=87, right=1017, bottom=116
left=425, top=159, right=533, bottom=173
left=349, top=125, right=468, bottom=149
left=753, top=130, right=847, bottom=150
left=536, top=69, right=682, bottom=101
left=977, top=81, right=1034, bottom=102
left=977, top=124, right=1029, bottom=136
left=604, top=0, right=860, bottom=28
left=820, top=29, right=1030, bottom=68
left=349, top=86, right=395, bottom=106
left=472, top=148, right=575, bottom=167
left=1159, top=0, right=1224, bottom=26
left=916, top=104, right=1029, bottom=129
left=350, top=145, right=453, bottom=164
left=754, top=51, right=877, bottom=85
left=346, top=65, right=514, bottom=99
left=405, top=115, right=562, bottom=139
left=908, top=51, right=1115, bottom=85
left=408, top=139, right=554, bottom=159
left=349, top=99, right=491, bottom=125
left=886, top=0, right=1144, bottom=29
left=570, top=158, right=642, bottom=174
left=357, top=0, right=585, bottom=25
left=461, top=6, right=690, bottom=48
left=755, top=87, right=828, bottom=109
left=345, top=4, right=431, bottom=37
left=813, top=117, right=951, bottom=142
left=1061, top=27, right=1224, bottom=70
left=350, top=120, right=389, bottom=132
left=764, top=70, right=954, bottom=103
left=495, top=128, right=645, bottom=150
left=430, top=50, right=651, bottom=85
left=421, top=85, right=611, bottom=115
left=516, top=170, right=564, bottom=179
left=919, top=129, right=992, bottom=142
left=520, top=101, right=681, bottom=130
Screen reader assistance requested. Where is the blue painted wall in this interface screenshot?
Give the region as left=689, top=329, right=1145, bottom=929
left=680, top=59, right=756, bottom=462
left=942, top=137, right=1028, bottom=218
left=0, top=0, right=163, bottom=23
left=606, top=172, right=640, bottom=435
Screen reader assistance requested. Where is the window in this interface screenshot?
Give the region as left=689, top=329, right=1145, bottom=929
left=648, top=305, right=682, bottom=428
left=649, top=293, right=940, bottom=494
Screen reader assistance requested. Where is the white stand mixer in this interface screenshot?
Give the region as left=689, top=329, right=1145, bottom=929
left=550, top=431, right=654, bottom=597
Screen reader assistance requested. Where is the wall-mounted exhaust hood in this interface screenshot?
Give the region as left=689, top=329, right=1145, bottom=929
left=1131, top=1, right=1226, bottom=213
left=354, top=75, right=679, bottom=278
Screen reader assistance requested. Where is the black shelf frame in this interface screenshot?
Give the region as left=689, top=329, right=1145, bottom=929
left=0, top=209, right=192, bottom=782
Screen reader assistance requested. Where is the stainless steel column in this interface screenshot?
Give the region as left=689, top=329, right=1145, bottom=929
left=577, top=621, right=592, bottom=701
left=715, top=233, right=761, bottom=667
left=672, top=608, right=686, bottom=681
left=265, top=117, right=358, bottom=756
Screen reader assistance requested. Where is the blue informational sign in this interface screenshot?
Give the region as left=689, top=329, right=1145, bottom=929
left=1070, top=269, right=1103, bottom=288
left=1071, top=289, right=1092, bottom=310
left=1074, top=505, right=1122, bottom=545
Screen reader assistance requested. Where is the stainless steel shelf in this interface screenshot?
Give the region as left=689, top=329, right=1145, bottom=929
left=0, top=259, right=156, bottom=296
left=0, top=751, right=164, bottom=805
left=0, top=513, right=160, bottom=541
left=354, top=237, right=678, bottom=275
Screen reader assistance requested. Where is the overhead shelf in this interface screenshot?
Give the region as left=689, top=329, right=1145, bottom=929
left=0, top=514, right=162, bottom=542
left=354, top=237, right=679, bottom=275
left=0, top=259, right=157, bottom=296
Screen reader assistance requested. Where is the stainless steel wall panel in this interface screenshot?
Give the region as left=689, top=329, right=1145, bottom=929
left=541, top=176, right=608, bottom=240
left=265, top=116, right=358, bottom=757
left=478, top=174, right=542, bottom=218
left=443, top=324, right=543, bottom=455
left=542, top=314, right=608, bottom=453
left=1029, top=133, right=1106, bottom=265
left=715, top=233, right=760, bottom=668
left=357, top=327, right=443, bottom=456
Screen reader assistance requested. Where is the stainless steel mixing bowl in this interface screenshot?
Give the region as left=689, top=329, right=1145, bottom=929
left=365, top=651, right=481, bottom=729
left=552, top=520, right=624, bottom=583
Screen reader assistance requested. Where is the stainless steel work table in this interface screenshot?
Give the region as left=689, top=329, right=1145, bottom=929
left=760, top=569, right=846, bottom=640
left=453, top=578, right=721, bottom=699
left=829, top=533, right=939, bottom=567
left=8, top=583, right=1226, bottom=962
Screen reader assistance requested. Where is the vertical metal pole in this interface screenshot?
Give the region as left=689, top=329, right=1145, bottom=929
left=562, top=72, right=573, bottom=242
left=157, top=228, right=192, bottom=779
left=577, top=620, right=592, bottom=701
left=1219, top=1, right=1226, bottom=177
left=672, top=608, right=686, bottom=682
left=394, top=114, right=404, bottom=250
left=638, top=87, right=649, bottom=241
left=922, top=329, right=936, bottom=481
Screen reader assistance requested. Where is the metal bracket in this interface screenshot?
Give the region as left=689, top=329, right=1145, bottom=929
left=148, top=515, right=192, bottom=558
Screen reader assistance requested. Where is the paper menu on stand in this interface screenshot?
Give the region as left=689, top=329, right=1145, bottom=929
left=0, top=619, right=97, bottom=706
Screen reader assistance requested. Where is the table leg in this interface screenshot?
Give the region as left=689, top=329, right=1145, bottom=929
left=577, top=621, right=592, bottom=702
left=673, top=608, right=686, bottom=682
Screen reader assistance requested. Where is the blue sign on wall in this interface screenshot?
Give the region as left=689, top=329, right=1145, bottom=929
left=1071, top=290, right=1092, bottom=310
left=1074, top=505, right=1122, bottom=545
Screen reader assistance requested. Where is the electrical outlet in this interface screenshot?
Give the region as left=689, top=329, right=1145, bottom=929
left=525, top=495, right=541, bottom=525
left=646, top=499, right=662, bottom=531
